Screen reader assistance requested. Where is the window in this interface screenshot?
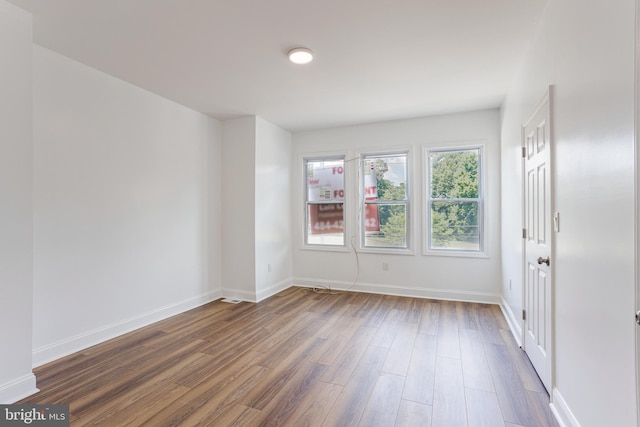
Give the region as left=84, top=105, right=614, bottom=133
left=427, top=147, right=483, bottom=252
left=361, top=152, right=409, bottom=249
left=304, top=157, right=346, bottom=246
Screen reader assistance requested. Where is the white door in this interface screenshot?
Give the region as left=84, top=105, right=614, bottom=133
left=523, top=89, right=553, bottom=393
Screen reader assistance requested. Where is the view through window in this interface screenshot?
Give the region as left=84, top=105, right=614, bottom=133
left=428, top=147, right=483, bottom=252
left=304, top=157, right=346, bottom=246
left=361, top=152, right=409, bottom=249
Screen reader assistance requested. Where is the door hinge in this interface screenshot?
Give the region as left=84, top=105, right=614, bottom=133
left=522, top=228, right=527, bottom=239
left=522, top=309, right=526, bottom=320
left=522, top=146, right=526, bottom=158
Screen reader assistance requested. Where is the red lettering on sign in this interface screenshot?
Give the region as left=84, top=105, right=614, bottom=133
left=365, top=204, right=380, bottom=231
left=309, top=203, right=344, bottom=234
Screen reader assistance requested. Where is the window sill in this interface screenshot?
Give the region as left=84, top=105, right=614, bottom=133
left=423, top=249, right=489, bottom=259
left=357, top=247, right=415, bottom=256
left=301, top=245, right=350, bottom=253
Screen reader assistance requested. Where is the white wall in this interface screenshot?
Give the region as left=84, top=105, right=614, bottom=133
left=221, top=116, right=293, bottom=301
left=32, top=45, right=222, bottom=366
left=255, top=117, right=293, bottom=300
left=292, top=110, right=502, bottom=302
left=500, top=0, right=637, bottom=425
left=221, top=117, right=257, bottom=300
left=0, top=0, right=37, bottom=403
left=208, top=119, right=223, bottom=311
left=499, top=37, right=551, bottom=342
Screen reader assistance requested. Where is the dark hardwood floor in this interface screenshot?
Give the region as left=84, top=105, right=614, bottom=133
left=20, top=287, right=559, bottom=426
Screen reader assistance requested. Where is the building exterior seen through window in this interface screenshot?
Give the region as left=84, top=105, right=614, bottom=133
left=304, top=157, right=346, bottom=246
left=304, top=148, right=482, bottom=254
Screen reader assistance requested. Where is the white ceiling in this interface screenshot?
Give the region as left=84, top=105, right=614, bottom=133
left=8, top=0, right=548, bottom=132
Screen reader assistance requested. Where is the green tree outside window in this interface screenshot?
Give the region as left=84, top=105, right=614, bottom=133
left=429, top=148, right=482, bottom=251
left=363, top=154, right=408, bottom=249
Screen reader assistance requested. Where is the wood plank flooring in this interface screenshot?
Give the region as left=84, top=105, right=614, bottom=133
left=20, top=287, right=560, bottom=426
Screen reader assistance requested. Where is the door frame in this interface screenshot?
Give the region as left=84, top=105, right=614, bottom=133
left=521, top=86, right=555, bottom=397
left=635, top=0, right=639, bottom=420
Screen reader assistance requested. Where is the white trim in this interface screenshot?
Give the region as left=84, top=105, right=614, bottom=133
left=300, top=245, right=350, bottom=254
left=550, top=388, right=581, bottom=427
left=293, top=278, right=501, bottom=304
left=423, top=143, right=488, bottom=258
left=221, top=279, right=293, bottom=303
left=357, top=147, right=415, bottom=253
left=255, top=278, right=293, bottom=302
left=0, top=374, right=38, bottom=404
left=220, top=287, right=256, bottom=303
left=634, top=0, right=640, bottom=421
left=423, top=249, right=489, bottom=259
left=300, top=152, right=350, bottom=251
left=356, top=247, right=415, bottom=256
left=500, top=297, right=522, bottom=347
left=32, top=290, right=221, bottom=368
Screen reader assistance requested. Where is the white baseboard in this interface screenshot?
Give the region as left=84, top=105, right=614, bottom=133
left=0, top=373, right=38, bottom=404
left=221, top=279, right=293, bottom=303
left=220, top=287, right=257, bottom=303
left=550, top=388, right=581, bottom=427
left=500, top=297, right=522, bottom=347
left=293, top=277, right=501, bottom=304
left=32, top=290, right=221, bottom=368
left=256, top=279, right=293, bottom=302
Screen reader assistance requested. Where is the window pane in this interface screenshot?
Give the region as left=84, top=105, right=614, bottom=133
left=307, top=159, right=345, bottom=202
left=430, top=150, right=478, bottom=199
left=307, top=203, right=345, bottom=245
left=305, top=157, right=345, bottom=246
left=431, top=201, right=479, bottom=251
left=364, top=204, right=407, bottom=248
left=364, top=155, right=407, bottom=201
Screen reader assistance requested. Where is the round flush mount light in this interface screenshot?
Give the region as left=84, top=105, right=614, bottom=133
left=288, top=47, right=313, bottom=64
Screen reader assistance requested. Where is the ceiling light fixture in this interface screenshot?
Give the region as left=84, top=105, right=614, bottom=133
left=288, top=47, right=313, bottom=65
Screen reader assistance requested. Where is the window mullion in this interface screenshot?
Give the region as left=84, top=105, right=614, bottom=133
left=430, top=198, right=479, bottom=203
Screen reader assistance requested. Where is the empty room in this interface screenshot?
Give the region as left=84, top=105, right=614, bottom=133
left=1, top=0, right=638, bottom=426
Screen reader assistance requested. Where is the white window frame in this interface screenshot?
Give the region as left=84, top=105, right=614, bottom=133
left=303, top=155, right=348, bottom=250
left=359, top=150, right=412, bottom=254
left=425, top=145, right=487, bottom=257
